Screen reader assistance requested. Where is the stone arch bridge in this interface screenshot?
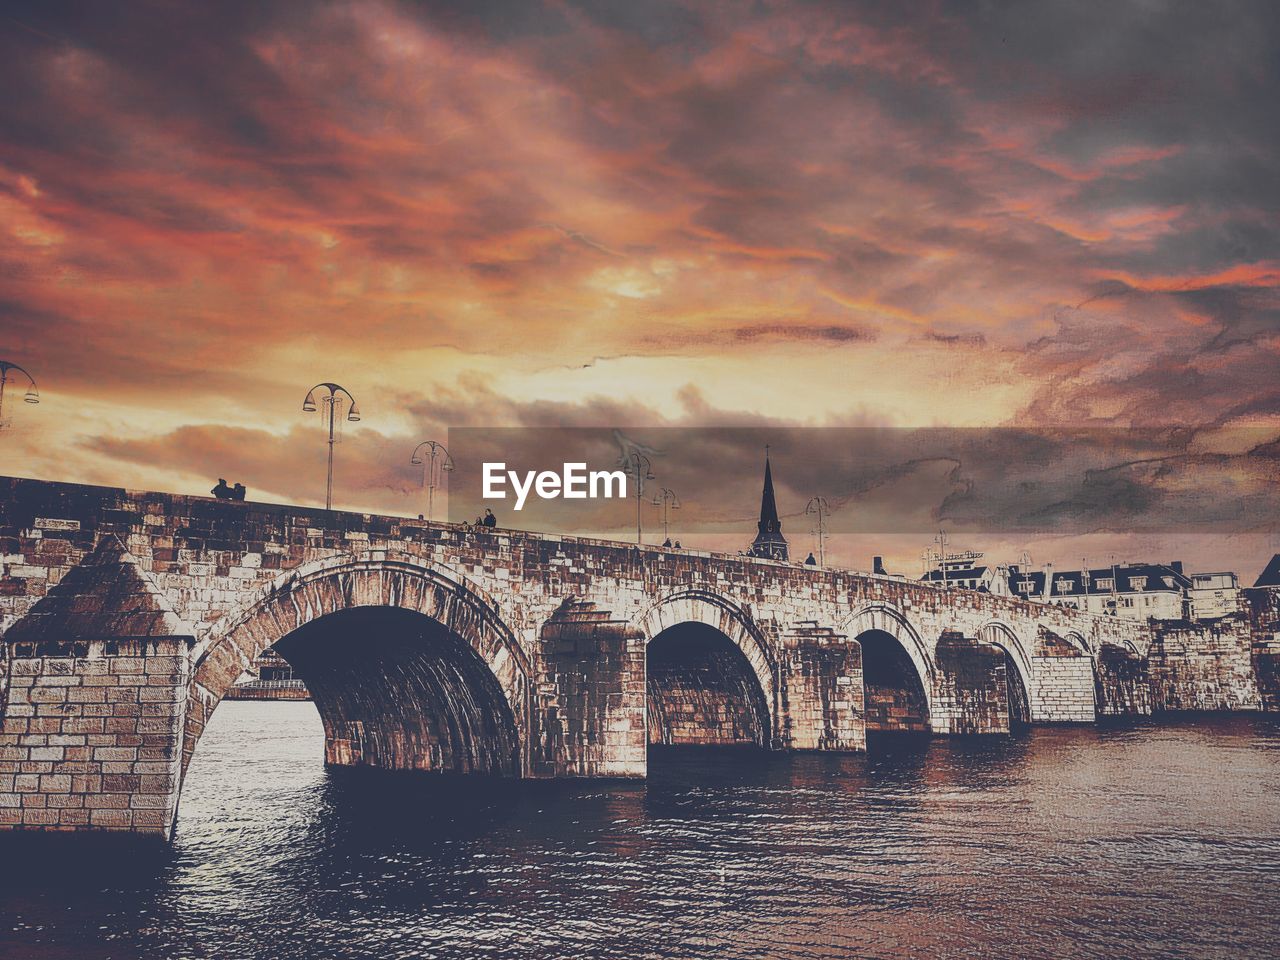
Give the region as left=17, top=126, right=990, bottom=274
left=0, top=478, right=1268, bottom=837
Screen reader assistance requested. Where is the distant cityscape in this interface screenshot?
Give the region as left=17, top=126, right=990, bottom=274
left=744, top=450, right=1276, bottom=626
left=908, top=552, right=1270, bottom=623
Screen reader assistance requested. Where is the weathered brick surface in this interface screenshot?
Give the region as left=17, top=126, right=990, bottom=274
left=0, top=535, right=195, bottom=837
left=932, top=634, right=1011, bottom=735
left=1028, top=655, right=1097, bottom=722
left=647, top=624, right=769, bottom=747
left=1095, top=646, right=1155, bottom=717
left=781, top=624, right=864, bottom=751
left=534, top=602, right=645, bottom=777
left=1245, top=587, right=1280, bottom=712
left=1148, top=615, right=1261, bottom=711
left=0, top=637, right=190, bottom=836
left=0, top=476, right=1274, bottom=837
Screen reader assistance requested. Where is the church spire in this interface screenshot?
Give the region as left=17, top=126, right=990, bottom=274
left=750, top=447, right=788, bottom=561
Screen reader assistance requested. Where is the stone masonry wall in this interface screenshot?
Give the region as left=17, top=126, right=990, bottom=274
left=1029, top=657, right=1096, bottom=723
left=779, top=625, right=864, bottom=751
left=1245, top=587, right=1280, bottom=712
left=534, top=603, right=646, bottom=777
left=1094, top=648, right=1154, bottom=717
left=0, top=637, right=190, bottom=835
left=865, top=686, right=929, bottom=734
left=1148, top=616, right=1261, bottom=712
left=1028, top=628, right=1096, bottom=723
left=647, top=633, right=768, bottom=747
left=932, top=634, right=1011, bottom=735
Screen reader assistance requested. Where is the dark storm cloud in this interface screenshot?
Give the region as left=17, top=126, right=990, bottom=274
left=1, top=0, right=1277, bottom=542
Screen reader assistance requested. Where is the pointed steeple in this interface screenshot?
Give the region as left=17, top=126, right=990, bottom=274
left=750, top=448, right=788, bottom=561
left=760, top=455, right=779, bottom=526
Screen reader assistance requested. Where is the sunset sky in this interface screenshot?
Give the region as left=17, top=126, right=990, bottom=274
left=2, top=1, right=1278, bottom=576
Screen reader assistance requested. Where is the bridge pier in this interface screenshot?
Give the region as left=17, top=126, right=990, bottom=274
left=1094, top=646, right=1153, bottom=717
left=779, top=624, right=865, bottom=751
left=930, top=632, right=1012, bottom=735
left=534, top=601, right=646, bottom=777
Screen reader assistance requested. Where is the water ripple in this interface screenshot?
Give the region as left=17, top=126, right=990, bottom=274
left=1, top=706, right=1278, bottom=959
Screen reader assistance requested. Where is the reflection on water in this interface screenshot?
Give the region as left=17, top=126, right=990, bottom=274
left=2, top=702, right=1279, bottom=959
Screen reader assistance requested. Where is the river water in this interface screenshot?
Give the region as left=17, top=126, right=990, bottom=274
left=2, top=702, right=1278, bottom=959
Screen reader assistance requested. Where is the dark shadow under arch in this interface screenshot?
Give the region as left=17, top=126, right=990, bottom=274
left=977, top=624, right=1033, bottom=732
left=857, top=629, right=931, bottom=735
left=272, top=606, right=521, bottom=776
left=646, top=622, right=771, bottom=749
left=1003, top=650, right=1031, bottom=731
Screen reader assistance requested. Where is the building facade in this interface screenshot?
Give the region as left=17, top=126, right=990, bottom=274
left=1189, top=572, right=1242, bottom=619
left=1001, top=562, right=1191, bottom=621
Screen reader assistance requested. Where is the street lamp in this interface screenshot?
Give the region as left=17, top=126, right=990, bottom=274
left=410, top=440, right=454, bottom=522
left=625, top=452, right=655, bottom=544
left=302, top=382, right=360, bottom=510
left=651, top=487, right=680, bottom=544
left=0, top=360, right=40, bottom=432
left=806, top=496, right=830, bottom=568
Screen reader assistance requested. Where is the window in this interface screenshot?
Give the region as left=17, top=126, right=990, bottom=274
left=1162, top=576, right=1176, bottom=589
left=1098, top=578, right=1114, bottom=591
left=1018, top=579, right=1033, bottom=593
left=1055, top=580, right=1071, bottom=593
left=1129, top=577, right=1146, bottom=592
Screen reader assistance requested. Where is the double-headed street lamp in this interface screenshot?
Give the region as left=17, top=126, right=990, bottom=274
left=302, top=382, right=360, bottom=511
left=806, top=496, right=830, bottom=568
left=625, top=452, right=656, bottom=544
left=0, top=360, right=40, bottom=431
left=410, top=440, right=454, bottom=521
left=651, top=487, right=680, bottom=543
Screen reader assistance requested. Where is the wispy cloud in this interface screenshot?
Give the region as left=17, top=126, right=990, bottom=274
left=0, top=0, right=1277, bottom=574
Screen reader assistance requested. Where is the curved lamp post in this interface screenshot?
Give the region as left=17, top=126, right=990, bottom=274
left=625, top=452, right=656, bottom=544
left=651, top=487, right=680, bottom=543
left=0, top=360, right=40, bottom=431
left=410, top=440, right=454, bottom=521
left=302, top=382, right=360, bottom=510
left=806, top=496, right=830, bottom=568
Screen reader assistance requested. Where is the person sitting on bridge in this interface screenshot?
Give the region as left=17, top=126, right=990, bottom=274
left=483, top=508, right=497, bottom=528
left=663, top=537, right=672, bottom=547
left=231, top=483, right=246, bottom=501
left=804, top=552, right=817, bottom=565
left=211, top=479, right=232, bottom=500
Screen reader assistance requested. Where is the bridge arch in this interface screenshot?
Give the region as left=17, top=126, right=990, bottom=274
left=977, top=620, right=1034, bottom=729
left=842, top=604, right=935, bottom=734
left=181, top=552, right=531, bottom=790
left=1094, top=637, right=1151, bottom=716
left=633, top=589, right=776, bottom=748
left=842, top=604, right=935, bottom=687
left=1064, top=630, right=1091, bottom=655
